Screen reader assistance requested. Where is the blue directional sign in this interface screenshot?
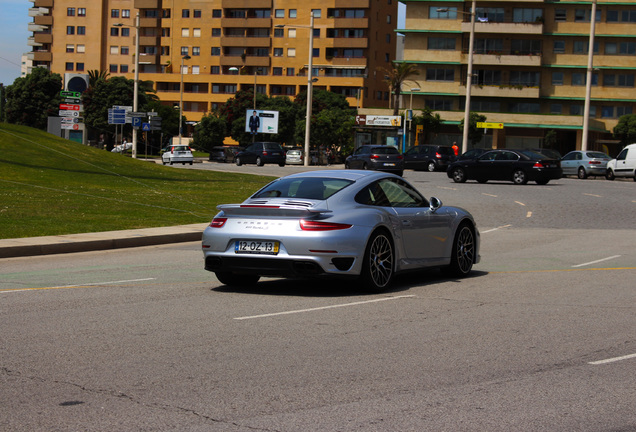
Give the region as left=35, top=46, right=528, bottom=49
left=108, top=108, right=127, bottom=125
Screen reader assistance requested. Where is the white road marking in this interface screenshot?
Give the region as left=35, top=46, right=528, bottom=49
left=526, top=211, right=532, bottom=218
left=234, top=295, right=416, bottom=320
left=572, top=255, right=621, bottom=268
left=481, top=224, right=512, bottom=234
left=589, top=353, right=636, bottom=365
left=437, top=186, right=457, bottom=191
left=583, top=193, right=602, bottom=198
left=515, top=201, right=526, bottom=206
left=482, top=193, right=498, bottom=198
left=0, top=278, right=156, bottom=293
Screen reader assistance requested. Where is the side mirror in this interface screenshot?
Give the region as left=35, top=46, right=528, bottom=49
left=429, top=197, right=442, bottom=212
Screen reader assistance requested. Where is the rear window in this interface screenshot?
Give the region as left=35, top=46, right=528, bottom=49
left=253, top=177, right=354, bottom=200
left=264, top=143, right=282, bottom=150
left=437, top=147, right=454, bottom=155
left=587, top=152, right=609, bottom=159
left=371, top=147, right=399, bottom=155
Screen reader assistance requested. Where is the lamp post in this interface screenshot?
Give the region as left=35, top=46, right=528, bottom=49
left=438, top=3, right=475, bottom=154
left=179, top=54, right=191, bottom=145
left=276, top=11, right=315, bottom=167
left=114, top=12, right=140, bottom=158
left=409, top=87, right=420, bottom=148
left=581, top=0, right=597, bottom=151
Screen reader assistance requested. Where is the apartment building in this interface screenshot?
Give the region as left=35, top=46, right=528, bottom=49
left=28, top=0, right=398, bottom=123
left=399, top=0, right=636, bottom=154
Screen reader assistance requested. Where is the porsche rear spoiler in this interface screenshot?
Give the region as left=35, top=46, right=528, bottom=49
left=217, top=202, right=332, bottom=218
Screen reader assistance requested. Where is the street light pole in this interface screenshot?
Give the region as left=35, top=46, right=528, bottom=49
left=303, top=11, right=315, bottom=167
left=179, top=55, right=191, bottom=145
left=581, top=0, right=597, bottom=151
left=462, top=0, right=476, bottom=154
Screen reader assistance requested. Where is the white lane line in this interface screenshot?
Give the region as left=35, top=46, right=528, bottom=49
left=482, top=193, right=498, bottom=198
left=589, top=353, right=636, bottom=365
left=515, top=201, right=526, bottom=206
left=0, top=278, right=156, bottom=293
left=583, top=193, right=602, bottom=198
left=526, top=211, right=532, bottom=218
left=234, top=295, right=416, bottom=320
left=572, top=255, right=621, bottom=268
left=481, top=224, right=512, bottom=234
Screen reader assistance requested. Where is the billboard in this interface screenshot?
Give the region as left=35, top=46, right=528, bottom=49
left=245, top=110, right=279, bottom=134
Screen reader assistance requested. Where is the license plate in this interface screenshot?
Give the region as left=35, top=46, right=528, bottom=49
left=384, top=163, right=395, bottom=166
left=235, top=240, right=279, bottom=255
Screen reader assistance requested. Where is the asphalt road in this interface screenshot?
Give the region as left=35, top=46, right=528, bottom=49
left=2, top=166, right=635, bottom=431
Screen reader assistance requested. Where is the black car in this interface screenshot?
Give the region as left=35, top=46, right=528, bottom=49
left=235, top=142, right=286, bottom=167
left=345, top=145, right=404, bottom=176
left=210, top=146, right=241, bottom=163
left=456, top=148, right=488, bottom=161
left=447, top=149, right=562, bottom=185
left=403, top=145, right=456, bottom=172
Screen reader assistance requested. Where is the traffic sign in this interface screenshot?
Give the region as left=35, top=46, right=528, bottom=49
left=63, top=98, right=82, bottom=104
left=147, top=112, right=159, bottom=117
left=59, top=110, right=80, bottom=117
left=129, top=112, right=146, bottom=117
left=132, top=117, right=142, bottom=129
left=142, top=123, right=151, bottom=131
left=476, top=122, right=504, bottom=129
left=61, top=117, right=80, bottom=124
left=59, top=104, right=82, bottom=111
left=61, top=90, right=81, bottom=98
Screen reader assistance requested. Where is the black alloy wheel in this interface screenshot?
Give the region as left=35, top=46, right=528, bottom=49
left=444, top=224, right=475, bottom=277
left=360, top=230, right=394, bottom=293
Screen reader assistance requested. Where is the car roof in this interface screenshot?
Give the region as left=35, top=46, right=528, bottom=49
left=281, top=169, right=398, bottom=182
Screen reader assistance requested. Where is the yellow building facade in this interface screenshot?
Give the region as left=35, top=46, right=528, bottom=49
left=29, top=0, right=398, bottom=123
left=398, top=0, right=636, bottom=154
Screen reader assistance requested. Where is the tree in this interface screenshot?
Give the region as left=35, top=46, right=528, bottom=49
left=192, top=113, right=227, bottom=154
left=381, top=63, right=419, bottom=116
left=293, top=89, right=355, bottom=148
left=88, top=70, right=110, bottom=87
left=613, top=114, right=636, bottom=145
left=459, top=112, right=487, bottom=148
left=412, top=107, right=442, bottom=144
left=3, top=68, right=62, bottom=129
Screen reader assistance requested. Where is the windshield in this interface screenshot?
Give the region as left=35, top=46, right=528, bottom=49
left=253, top=177, right=354, bottom=200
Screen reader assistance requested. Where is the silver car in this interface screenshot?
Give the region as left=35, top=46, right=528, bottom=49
left=202, top=170, right=480, bottom=292
left=560, top=150, right=611, bottom=179
left=162, top=145, right=194, bottom=165
left=285, top=148, right=304, bottom=165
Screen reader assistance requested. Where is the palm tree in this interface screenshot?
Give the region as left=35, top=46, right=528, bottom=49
left=382, top=63, right=420, bottom=116
left=88, top=70, right=110, bottom=87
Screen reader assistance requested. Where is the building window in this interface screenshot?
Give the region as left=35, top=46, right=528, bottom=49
left=289, top=9, right=297, bottom=18
left=110, top=46, right=119, bottom=55
left=273, top=67, right=283, bottom=75
left=555, top=9, right=567, bottom=21
left=120, top=65, right=128, bottom=73
left=312, top=9, right=321, bottom=18
left=428, top=37, right=456, bottom=50
left=122, top=9, right=130, bottom=18
left=110, top=64, right=118, bottom=73
left=313, top=48, right=319, bottom=58
left=210, top=66, right=220, bottom=74
left=550, top=104, right=562, bottom=114
left=553, top=41, right=565, bottom=54
left=111, top=9, right=120, bottom=18
left=274, top=28, right=284, bottom=37
left=182, top=9, right=190, bottom=18
left=386, top=34, right=391, bottom=43
left=572, top=73, right=585, bottom=86
left=510, top=71, right=540, bottom=87
left=181, top=47, right=189, bottom=56
left=313, top=28, right=320, bottom=38
left=194, top=9, right=201, bottom=18
left=287, top=68, right=295, bottom=76
left=77, top=26, right=86, bottom=35
left=620, top=42, right=636, bottom=55
left=289, top=29, right=297, bottom=38
left=193, top=28, right=201, bottom=37
left=76, top=63, right=84, bottom=71
left=552, top=72, right=564, bottom=85
left=426, top=68, right=454, bottom=81
left=475, top=7, right=505, bottom=22
left=65, top=62, right=74, bottom=71
left=288, top=48, right=296, bottom=57
left=66, top=44, right=75, bottom=53
left=275, top=9, right=285, bottom=18
left=192, top=47, right=200, bottom=56
left=387, top=15, right=391, bottom=23
left=274, top=48, right=283, bottom=57
left=211, top=47, right=221, bottom=56
left=212, top=28, right=221, bottom=37
left=121, top=28, right=130, bottom=37
left=575, top=9, right=601, bottom=22
left=621, top=10, right=636, bottom=22
left=67, top=26, right=75, bottom=35
left=429, top=6, right=457, bottom=19
left=121, top=46, right=129, bottom=55
left=182, top=28, right=190, bottom=37
left=67, top=8, right=75, bottom=16
left=509, top=102, right=540, bottom=113
left=426, top=99, right=452, bottom=110
left=78, top=8, right=86, bottom=17
left=192, top=66, right=200, bottom=74
left=513, top=8, right=542, bottom=23
left=77, top=45, right=85, bottom=53
left=212, top=9, right=222, bottom=18
left=618, top=106, right=633, bottom=116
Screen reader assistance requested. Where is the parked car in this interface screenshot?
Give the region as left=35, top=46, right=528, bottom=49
left=605, top=143, right=636, bottom=181
left=345, top=145, right=404, bottom=176
left=403, top=145, right=456, bottom=172
left=285, top=148, right=304, bottom=165
left=561, top=150, right=611, bottom=179
left=202, top=170, right=480, bottom=292
left=532, top=148, right=562, bottom=160
left=210, top=146, right=240, bottom=163
left=235, top=142, right=286, bottom=167
left=111, top=142, right=133, bottom=153
left=447, top=149, right=562, bottom=185
left=161, top=145, right=194, bottom=165
left=456, top=148, right=488, bottom=161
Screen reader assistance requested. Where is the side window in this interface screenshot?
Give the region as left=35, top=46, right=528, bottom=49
left=617, top=149, right=628, bottom=160
left=356, top=179, right=427, bottom=208
left=245, top=144, right=256, bottom=152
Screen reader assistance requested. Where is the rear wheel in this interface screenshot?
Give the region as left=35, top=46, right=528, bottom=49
left=362, top=163, right=368, bottom=170
left=577, top=166, right=587, bottom=179
left=605, top=169, right=615, bottom=180
left=235, top=157, right=242, bottom=166
left=427, top=161, right=437, bottom=172
left=512, top=169, right=527, bottom=185
left=256, top=157, right=264, bottom=166
left=443, top=224, right=476, bottom=277
left=451, top=167, right=467, bottom=183
left=360, top=230, right=394, bottom=293
left=215, top=271, right=260, bottom=286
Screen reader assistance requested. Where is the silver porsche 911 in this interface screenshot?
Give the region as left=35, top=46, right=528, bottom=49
left=202, top=170, right=480, bottom=292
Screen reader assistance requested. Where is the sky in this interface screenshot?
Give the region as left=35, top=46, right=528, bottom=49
left=0, top=1, right=405, bottom=86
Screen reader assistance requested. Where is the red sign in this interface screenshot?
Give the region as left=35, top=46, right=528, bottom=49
left=59, top=104, right=81, bottom=111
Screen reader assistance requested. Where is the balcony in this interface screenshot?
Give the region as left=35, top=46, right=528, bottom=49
left=28, top=51, right=52, bottom=62
left=27, top=37, right=43, bottom=47
left=334, top=0, right=369, bottom=7
left=460, top=84, right=540, bottom=98
left=28, top=7, right=49, bottom=17
left=138, top=53, right=159, bottom=65
left=28, top=23, right=48, bottom=32
left=139, top=35, right=159, bottom=46
left=33, top=15, right=52, bottom=25
left=222, top=0, right=272, bottom=7
left=470, top=52, right=542, bottom=67
left=220, top=56, right=270, bottom=67
left=221, top=36, right=271, bottom=48
left=32, top=0, right=53, bottom=7
left=331, top=18, right=369, bottom=29
left=34, top=33, right=52, bottom=44
left=134, top=0, right=160, bottom=8
left=463, top=21, right=543, bottom=35
left=139, top=17, right=160, bottom=27
left=330, top=57, right=367, bottom=67
left=331, top=38, right=368, bottom=48
left=222, top=18, right=271, bottom=28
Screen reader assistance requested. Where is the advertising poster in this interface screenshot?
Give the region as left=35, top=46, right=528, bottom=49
left=245, top=110, right=279, bottom=134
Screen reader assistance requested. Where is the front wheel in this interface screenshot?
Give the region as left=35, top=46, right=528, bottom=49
left=427, top=161, right=437, bottom=172
left=360, top=231, right=394, bottom=293
left=235, top=157, right=242, bottom=166
left=451, top=167, right=467, bottom=183
left=578, top=166, right=587, bottom=179
left=512, top=169, right=527, bottom=185
left=605, top=169, right=615, bottom=180
left=256, top=157, right=264, bottom=166
left=443, top=224, right=476, bottom=277
left=215, top=271, right=260, bottom=287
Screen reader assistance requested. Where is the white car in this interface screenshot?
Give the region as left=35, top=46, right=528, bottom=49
left=162, top=145, right=194, bottom=165
left=606, top=143, right=636, bottom=181
left=111, top=142, right=133, bottom=153
left=285, top=148, right=303, bottom=165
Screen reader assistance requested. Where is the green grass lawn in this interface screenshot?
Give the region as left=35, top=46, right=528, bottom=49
left=0, top=123, right=274, bottom=239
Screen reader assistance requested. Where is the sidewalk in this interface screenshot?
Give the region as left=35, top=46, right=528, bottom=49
left=0, top=224, right=208, bottom=259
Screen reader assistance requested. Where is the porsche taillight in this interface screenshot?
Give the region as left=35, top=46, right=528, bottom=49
left=209, top=217, right=227, bottom=228
left=300, top=220, right=352, bottom=231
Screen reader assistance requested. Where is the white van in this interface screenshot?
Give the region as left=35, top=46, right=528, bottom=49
left=606, top=143, right=636, bottom=181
